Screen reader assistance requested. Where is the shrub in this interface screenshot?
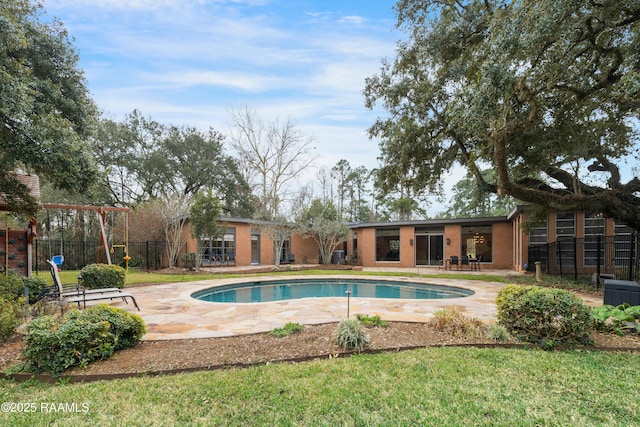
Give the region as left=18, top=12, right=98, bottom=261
left=0, top=297, right=24, bottom=342
left=335, top=318, right=370, bottom=352
left=22, top=304, right=146, bottom=374
left=181, top=253, right=196, bottom=270
left=65, top=304, right=146, bottom=350
left=496, top=284, right=593, bottom=349
left=356, top=314, right=389, bottom=328
left=429, top=308, right=485, bottom=339
left=271, top=322, right=304, bottom=337
left=79, top=263, right=126, bottom=289
left=592, top=304, right=640, bottom=336
left=22, top=276, right=48, bottom=303
left=0, top=273, right=24, bottom=301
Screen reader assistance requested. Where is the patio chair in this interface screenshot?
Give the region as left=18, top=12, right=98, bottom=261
left=449, top=255, right=459, bottom=270
left=461, top=255, right=470, bottom=270
left=46, top=260, right=140, bottom=311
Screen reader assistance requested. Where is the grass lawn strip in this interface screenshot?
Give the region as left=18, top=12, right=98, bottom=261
left=1, top=347, right=638, bottom=426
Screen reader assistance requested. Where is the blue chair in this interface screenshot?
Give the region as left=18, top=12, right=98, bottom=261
left=52, top=255, right=64, bottom=267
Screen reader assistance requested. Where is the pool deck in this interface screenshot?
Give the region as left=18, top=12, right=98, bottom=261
left=87, top=267, right=603, bottom=340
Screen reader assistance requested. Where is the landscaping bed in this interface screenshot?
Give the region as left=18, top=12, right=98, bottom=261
left=2, top=321, right=640, bottom=381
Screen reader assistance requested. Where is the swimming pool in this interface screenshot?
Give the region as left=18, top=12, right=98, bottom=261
left=191, top=278, right=474, bottom=303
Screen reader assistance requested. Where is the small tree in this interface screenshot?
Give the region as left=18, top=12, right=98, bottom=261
left=253, top=219, right=294, bottom=267
left=189, top=189, right=224, bottom=270
left=297, top=199, right=351, bottom=265
left=159, top=192, right=192, bottom=268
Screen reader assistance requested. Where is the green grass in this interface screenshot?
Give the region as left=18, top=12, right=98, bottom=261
left=1, top=347, right=639, bottom=426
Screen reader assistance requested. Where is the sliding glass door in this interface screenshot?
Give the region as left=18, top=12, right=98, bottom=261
left=415, top=234, right=444, bottom=266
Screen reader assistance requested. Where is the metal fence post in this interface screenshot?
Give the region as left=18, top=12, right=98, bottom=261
left=630, top=232, right=637, bottom=282
left=573, top=237, right=578, bottom=280
left=596, top=235, right=601, bottom=289
left=558, top=241, right=563, bottom=277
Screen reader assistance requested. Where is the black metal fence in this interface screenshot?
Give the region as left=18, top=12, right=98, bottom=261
left=528, top=232, right=639, bottom=283
left=34, top=239, right=170, bottom=273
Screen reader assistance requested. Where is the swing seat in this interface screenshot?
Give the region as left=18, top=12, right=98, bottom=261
left=46, top=260, right=140, bottom=311
left=51, top=255, right=64, bottom=267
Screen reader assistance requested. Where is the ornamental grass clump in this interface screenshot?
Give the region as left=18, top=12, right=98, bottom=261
left=429, top=308, right=486, bottom=339
left=335, top=318, right=370, bottom=352
left=496, top=284, right=593, bottom=349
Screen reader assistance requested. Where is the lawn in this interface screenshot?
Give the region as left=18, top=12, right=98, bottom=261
left=10, top=269, right=625, bottom=425
left=1, top=347, right=638, bottom=426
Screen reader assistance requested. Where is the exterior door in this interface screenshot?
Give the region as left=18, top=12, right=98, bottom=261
left=415, top=234, right=444, bottom=266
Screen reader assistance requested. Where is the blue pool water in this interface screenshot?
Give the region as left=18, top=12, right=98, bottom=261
left=191, top=278, right=474, bottom=303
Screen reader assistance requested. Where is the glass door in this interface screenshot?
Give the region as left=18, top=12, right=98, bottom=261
left=415, top=234, right=444, bottom=266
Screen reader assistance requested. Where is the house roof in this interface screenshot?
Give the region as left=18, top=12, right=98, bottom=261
left=349, top=215, right=511, bottom=229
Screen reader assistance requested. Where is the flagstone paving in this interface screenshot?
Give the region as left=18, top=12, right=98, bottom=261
left=93, top=268, right=603, bottom=340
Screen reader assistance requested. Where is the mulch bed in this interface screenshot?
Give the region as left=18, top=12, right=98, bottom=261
left=2, top=322, right=640, bottom=383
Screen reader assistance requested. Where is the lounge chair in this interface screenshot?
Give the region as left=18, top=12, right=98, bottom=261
left=46, top=260, right=140, bottom=311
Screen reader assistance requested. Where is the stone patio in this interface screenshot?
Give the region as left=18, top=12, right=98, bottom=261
left=83, top=267, right=603, bottom=340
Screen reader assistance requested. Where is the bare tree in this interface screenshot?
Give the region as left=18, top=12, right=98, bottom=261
left=228, top=106, right=316, bottom=219
left=158, top=192, right=192, bottom=268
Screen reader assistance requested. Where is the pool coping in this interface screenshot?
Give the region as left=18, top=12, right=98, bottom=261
left=104, top=274, right=516, bottom=340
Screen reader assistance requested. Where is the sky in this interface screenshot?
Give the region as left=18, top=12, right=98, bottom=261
left=42, top=0, right=465, bottom=213
left=41, top=2, right=394, bottom=167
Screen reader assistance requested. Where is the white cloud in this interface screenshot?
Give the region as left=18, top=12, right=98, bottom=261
left=339, top=15, right=366, bottom=25
left=47, top=0, right=407, bottom=190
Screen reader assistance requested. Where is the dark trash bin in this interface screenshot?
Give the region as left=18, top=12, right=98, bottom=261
left=332, top=250, right=345, bottom=264
left=603, top=279, right=640, bottom=306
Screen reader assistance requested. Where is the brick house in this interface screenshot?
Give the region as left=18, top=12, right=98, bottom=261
left=177, top=208, right=637, bottom=276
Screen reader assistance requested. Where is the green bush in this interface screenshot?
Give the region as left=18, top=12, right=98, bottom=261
left=356, top=314, right=389, bottom=328
left=79, top=263, right=126, bottom=289
left=496, top=284, right=593, bottom=349
left=0, top=297, right=24, bottom=342
left=22, top=276, right=48, bottom=303
left=592, top=304, right=640, bottom=336
left=271, top=322, right=304, bottom=337
left=22, top=304, right=146, bottom=375
left=335, top=318, right=370, bottom=352
left=181, top=253, right=196, bottom=270
left=0, top=273, right=24, bottom=301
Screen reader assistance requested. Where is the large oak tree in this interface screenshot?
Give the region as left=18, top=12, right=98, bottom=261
left=1, top=0, right=98, bottom=216
left=365, top=0, right=640, bottom=230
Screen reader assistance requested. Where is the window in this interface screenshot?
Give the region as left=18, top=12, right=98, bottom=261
left=528, top=221, right=548, bottom=245
left=555, top=213, right=575, bottom=239
left=555, top=213, right=575, bottom=266
left=461, top=225, right=492, bottom=262
left=614, top=223, right=634, bottom=266
left=201, top=227, right=236, bottom=264
left=376, top=228, right=400, bottom=261
left=584, top=212, right=605, bottom=266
